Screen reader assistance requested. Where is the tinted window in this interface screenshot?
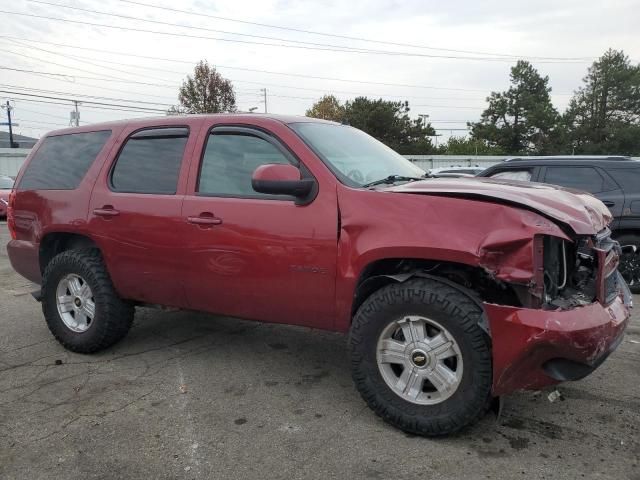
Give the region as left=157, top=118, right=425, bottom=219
left=490, top=169, right=532, bottom=181
left=544, top=167, right=606, bottom=193
left=607, top=168, right=640, bottom=192
left=198, top=132, right=290, bottom=196
left=111, top=128, right=188, bottom=194
left=19, top=130, right=111, bottom=190
left=0, top=176, right=14, bottom=189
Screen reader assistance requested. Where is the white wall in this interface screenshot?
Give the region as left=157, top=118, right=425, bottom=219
left=0, top=149, right=30, bottom=177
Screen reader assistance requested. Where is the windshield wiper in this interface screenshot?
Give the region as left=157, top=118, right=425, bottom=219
left=362, top=174, right=427, bottom=188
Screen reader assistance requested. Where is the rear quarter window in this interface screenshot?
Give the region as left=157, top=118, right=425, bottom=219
left=607, top=168, right=640, bottom=191
left=18, top=130, right=112, bottom=190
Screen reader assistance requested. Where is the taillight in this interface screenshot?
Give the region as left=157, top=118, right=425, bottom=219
left=7, top=190, right=16, bottom=240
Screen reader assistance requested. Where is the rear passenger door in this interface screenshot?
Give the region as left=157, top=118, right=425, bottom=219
left=542, top=165, right=624, bottom=228
left=88, top=125, right=199, bottom=308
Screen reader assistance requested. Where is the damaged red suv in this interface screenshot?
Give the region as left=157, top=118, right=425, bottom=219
left=7, top=115, right=631, bottom=436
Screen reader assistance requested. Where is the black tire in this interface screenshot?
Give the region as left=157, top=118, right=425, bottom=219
left=615, top=234, right=640, bottom=294
left=349, top=278, right=493, bottom=436
left=42, top=248, right=134, bottom=353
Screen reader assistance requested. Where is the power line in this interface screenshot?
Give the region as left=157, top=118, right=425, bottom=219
left=0, top=8, right=590, bottom=63
left=0, top=90, right=169, bottom=113
left=0, top=52, right=495, bottom=96
left=0, top=35, right=494, bottom=95
left=7, top=96, right=168, bottom=115
left=0, top=84, right=172, bottom=107
left=269, top=93, right=482, bottom=110
left=4, top=34, right=578, bottom=96
left=13, top=117, right=69, bottom=127
left=11, top=105, right=70, bottom=121
left=115, top=0, right=594, bottom=62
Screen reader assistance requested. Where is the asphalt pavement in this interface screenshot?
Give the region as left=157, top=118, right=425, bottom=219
left=0, top=222, right=639, bottom=479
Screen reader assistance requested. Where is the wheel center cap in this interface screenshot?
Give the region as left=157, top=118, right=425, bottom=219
left=411, top=350, right=428, bottom=367
left=74, top=297, right=82, bottom=307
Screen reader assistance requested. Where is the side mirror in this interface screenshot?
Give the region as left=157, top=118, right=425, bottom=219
left=251, top=164, right=316, bottom=199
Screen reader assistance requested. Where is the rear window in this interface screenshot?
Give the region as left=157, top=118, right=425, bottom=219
left=490, top=169, right=532, bottom=181
left=18, top=130, right=111, bottom=190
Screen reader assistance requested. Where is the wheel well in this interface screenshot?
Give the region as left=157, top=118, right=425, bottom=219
left=351, top=258, right=523, bottom=317
left=39, top=233, right=99, bottom=274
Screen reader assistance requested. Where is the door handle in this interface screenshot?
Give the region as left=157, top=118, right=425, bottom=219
left=602, top=201, right=615, bottom=207
left=93, top=206, right=120, bottom=217
left=187, top=214, right=223, bottom=226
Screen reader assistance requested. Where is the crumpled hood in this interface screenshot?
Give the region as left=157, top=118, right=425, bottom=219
left=386, top=177, right=611, bottom=235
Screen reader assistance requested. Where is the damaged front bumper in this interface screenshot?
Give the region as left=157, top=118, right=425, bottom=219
left=485, top=273, right=631, bottom=396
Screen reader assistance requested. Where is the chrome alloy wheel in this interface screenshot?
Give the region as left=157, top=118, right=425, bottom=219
left=376, top=316, right=463, bottom=405
left=56, top=274, right=95, bottom=333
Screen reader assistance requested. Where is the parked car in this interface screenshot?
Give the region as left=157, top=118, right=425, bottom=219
left=0, top=175, right=14, bottom=218
left=7, top=116, right=631, bottom=436
left=430, top=166, right=486, bottom=177
left=478, top=156, right=640, bottom=292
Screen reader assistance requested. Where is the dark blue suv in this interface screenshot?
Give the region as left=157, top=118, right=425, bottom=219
left=479, top=156, right=640, bottom=292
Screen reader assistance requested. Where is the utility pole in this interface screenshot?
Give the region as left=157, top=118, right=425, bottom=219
left=2, top=101, right=18, bottom=148
left=70, top=100, right=81, bottom=127
left=261, top=88, right=267, bottom=113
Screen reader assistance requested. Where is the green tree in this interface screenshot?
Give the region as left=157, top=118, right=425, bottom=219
left=342, top=97, right=436, bottom=154
left=436, top=136, right=505, bottom=155
left=565, top=49, right=640, bottom=155
left=470, top=60, right=560, bottom=154
left=176, top=60, right=236, bottom=114
left=305, top=94, right=345, bottom=122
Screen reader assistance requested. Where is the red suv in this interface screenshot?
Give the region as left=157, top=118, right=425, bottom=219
left=7, top=114, right=631, bottom=436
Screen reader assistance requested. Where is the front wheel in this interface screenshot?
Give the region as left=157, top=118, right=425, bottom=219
left=349, top=278, right=493, bottom=436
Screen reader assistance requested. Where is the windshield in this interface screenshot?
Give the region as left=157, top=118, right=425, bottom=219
left=290, top=122, right=425, bottom=186
left=0, top=177, right=14, bottom=189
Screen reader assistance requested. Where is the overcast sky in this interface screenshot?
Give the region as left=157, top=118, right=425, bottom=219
left=1, top=0, right=639, bottom=139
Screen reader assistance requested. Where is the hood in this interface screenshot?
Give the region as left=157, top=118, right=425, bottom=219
left=386, top=177, right=610, bottom=235
left=0, top=189, right=11, bottom=200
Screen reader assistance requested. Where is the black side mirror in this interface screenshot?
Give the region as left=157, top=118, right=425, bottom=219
left=251, top=164, right=316, bottom=202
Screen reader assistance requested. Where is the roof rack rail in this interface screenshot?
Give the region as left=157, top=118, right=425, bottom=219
left=504, top=155, right=632, bottom=162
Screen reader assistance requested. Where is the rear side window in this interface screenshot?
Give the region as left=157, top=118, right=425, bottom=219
left=490, top=169, right=532, bottom=181
left=111, top=127, right=189, bottom=194
left=198, top=132, right=291, bottom=197
left=19, top=130, right=111, bottom=190
left=607, top=168, right=640, bottom=191
left=544, top=166, right=612, bottom=194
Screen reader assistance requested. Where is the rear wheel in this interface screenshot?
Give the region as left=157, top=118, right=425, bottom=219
left=349, top=278, right=493, bottom=436
left=42, top=249, right=134, bottom=353
left=616, top=234, right=640, bottom=294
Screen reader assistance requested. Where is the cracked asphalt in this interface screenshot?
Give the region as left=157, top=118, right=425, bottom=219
left=0, top=222, right=639, bottom=480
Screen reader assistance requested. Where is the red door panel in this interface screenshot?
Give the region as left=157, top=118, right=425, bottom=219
left=88, top=122, right=201, bottom=307
left=181, top=121, right=338, bottom=329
